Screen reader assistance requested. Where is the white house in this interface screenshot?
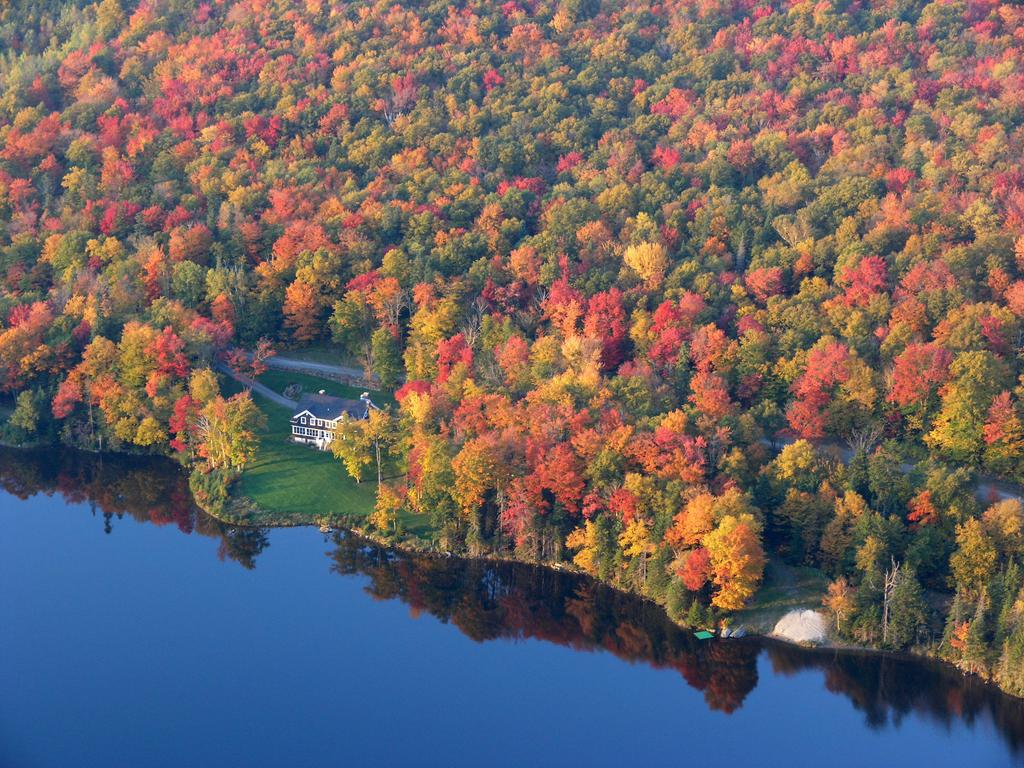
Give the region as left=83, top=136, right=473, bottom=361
left=290, top=391, right=375, bottom=450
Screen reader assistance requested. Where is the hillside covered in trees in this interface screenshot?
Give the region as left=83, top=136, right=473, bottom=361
left=2, top=0, right=1024, bottom=693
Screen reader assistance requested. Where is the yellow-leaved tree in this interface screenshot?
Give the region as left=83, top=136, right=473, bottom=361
left=370, top=484, right=405, bottom=533
left=823, top=577, right=856, bottom=632
left=623, top=242, right=668, bottom=288
left=566, top=520, right=600, bottom=576
left=618, top=517, right=655, bottom=584
left=703, top=513, right=766, bottom=610
left=950, top=518, right=998, bottom=598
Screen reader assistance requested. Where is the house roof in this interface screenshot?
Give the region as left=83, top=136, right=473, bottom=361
left=290, top=393, right=367, bottom=422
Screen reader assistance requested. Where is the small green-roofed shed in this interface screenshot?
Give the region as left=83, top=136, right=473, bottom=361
left=694, top=630, right=715, bottom=640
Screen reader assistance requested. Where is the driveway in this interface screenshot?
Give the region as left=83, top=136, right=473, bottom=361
left=216, top=363, right=297, bottom=409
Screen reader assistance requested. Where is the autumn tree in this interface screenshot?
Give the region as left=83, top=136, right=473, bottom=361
left=950, top=519, right=998, bottom=599
left=283, top=280, right=322, bottom=344
left=331, top=409, right=400, bottom=486
left=623, top=242, right=668, bottom=289
left=703, top=514, right=766, bottom=610
left=823, top=577, right=855, bottom=633
left=195, top=392, right=265, bottom=474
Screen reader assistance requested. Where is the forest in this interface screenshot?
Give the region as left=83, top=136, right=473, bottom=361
left=1, top=0, right=1024, bottom=694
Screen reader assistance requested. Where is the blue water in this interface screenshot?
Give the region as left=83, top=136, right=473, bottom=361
left=1, top=452, right=1022, bottom=767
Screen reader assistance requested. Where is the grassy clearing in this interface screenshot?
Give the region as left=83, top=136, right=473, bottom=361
left=731, top=559, right=830, bottom=634
left=256, top=369, right=396, bottom=408
left=218, top=370, right=427, bottom=536
left=274, top=342, right=360, bottom=367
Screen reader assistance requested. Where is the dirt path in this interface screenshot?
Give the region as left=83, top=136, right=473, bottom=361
left=265, top=355, right=369, bottom=380
left=760, top=436, right=1023, bottom=503
left=229, top=348, right=377, bottom=383
left=216, top=363, right=297, bottom=409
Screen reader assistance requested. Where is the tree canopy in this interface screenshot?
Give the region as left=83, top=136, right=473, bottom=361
left=3, top=0, right=1024, bottom=690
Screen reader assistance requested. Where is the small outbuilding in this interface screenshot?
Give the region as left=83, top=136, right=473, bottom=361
left=290, top=391, right=375, bottom=450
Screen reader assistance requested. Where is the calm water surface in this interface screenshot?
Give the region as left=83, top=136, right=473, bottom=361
left=1, top=449, right=1023, bottom=768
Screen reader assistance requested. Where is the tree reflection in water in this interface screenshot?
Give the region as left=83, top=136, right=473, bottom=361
left=329, top=533, right=759, bottom=713
left=2, top=445, right=1022, bottom=754
left=329, top=534, right=1024, bottom=752
left=0, top=447, right=268, bottom=569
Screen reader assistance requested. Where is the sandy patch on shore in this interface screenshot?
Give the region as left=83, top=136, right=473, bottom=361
left=771, top=609, right=828, bottom=645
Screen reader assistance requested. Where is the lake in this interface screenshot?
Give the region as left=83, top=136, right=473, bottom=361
left=2, top=448, right=1023, bottom=767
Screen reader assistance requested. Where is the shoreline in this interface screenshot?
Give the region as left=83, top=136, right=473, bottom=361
left=223, top=368, right=1024, bottom=695
left=4, top=438, right=1016, bottom=701
left=206, top=495, right=1021, bottom=702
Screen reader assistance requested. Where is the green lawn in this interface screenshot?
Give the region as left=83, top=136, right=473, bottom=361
left=275, top=341, right=361, bottom=368
left=219, top=370, right=426, bottom=536
left=731, top=559, right=830, bottom=633
left=255, top=369, right=396, bottom=408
